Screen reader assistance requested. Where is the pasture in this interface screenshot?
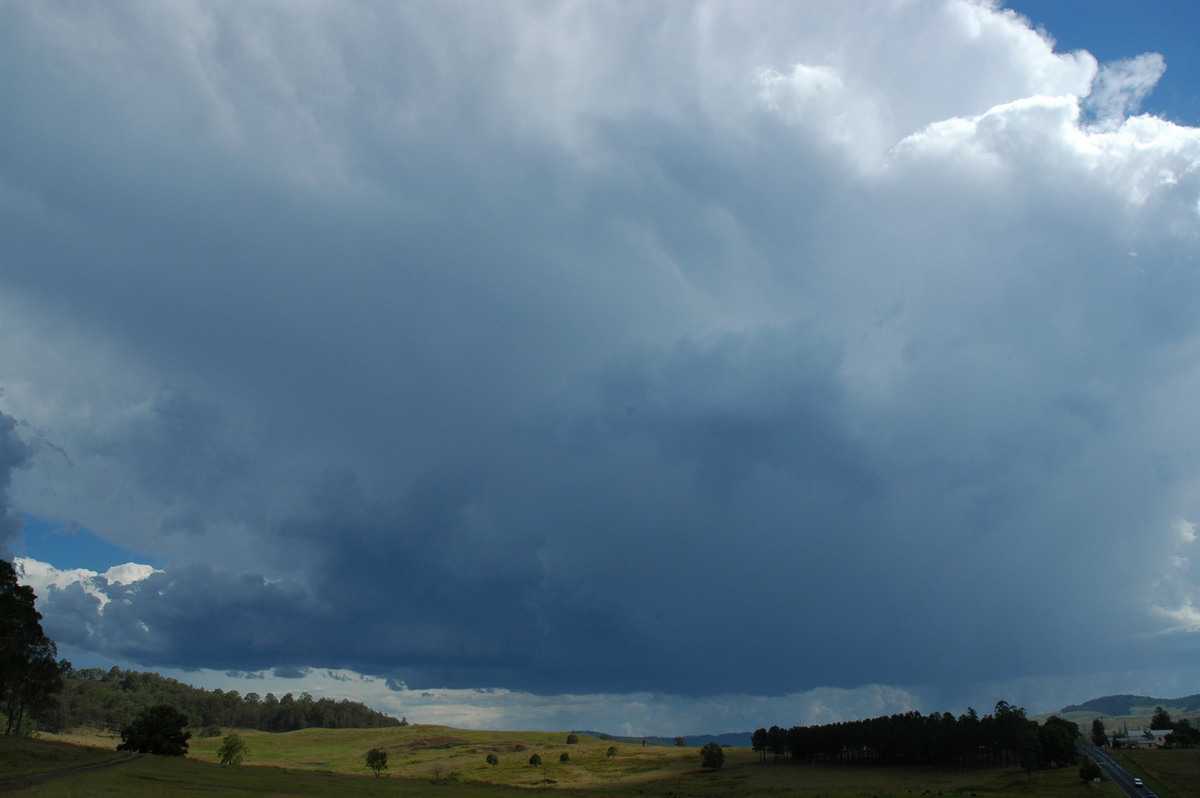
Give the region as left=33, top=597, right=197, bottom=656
left=2, top=726, right=1133, bottom=797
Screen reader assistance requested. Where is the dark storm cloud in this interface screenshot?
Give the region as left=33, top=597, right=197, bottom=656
left=0, top=412, right=31, bottom=554
left=4, top=0, right=1200, bottom=706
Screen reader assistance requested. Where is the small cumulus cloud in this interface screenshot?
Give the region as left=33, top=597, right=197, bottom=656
left=1086, top=53, right=1168, bottom=125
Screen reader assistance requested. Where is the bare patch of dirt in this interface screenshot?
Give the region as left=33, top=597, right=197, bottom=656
left=403, top=736, right=471, bottom=750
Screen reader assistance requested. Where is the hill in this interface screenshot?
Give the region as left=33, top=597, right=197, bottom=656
left=1060, top=693, right=1200, bottom=717
left=38, top=666, right=403, bottom=734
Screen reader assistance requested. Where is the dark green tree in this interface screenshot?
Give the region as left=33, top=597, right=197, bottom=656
left=606, top=745, right=617, bottom=757
left=566, top=733, right=579, bottom=744
left=486, top=752, right=499, bottom=766
left=217, top=731, right=249, bottom=765
left=699, top=741, right=724, bottom=770
left=1079, top=758, right=1102, bottom=782
left=1, top=559, right=65, bottom=735
left=993, top=700, right=1031, bottom=753
left=768, top=725, right=787, bottom=762
left=1018, top=729, right=1042, bottom=778
left=1150, top=706, right=1173, bottom=730
left=1037, top=716, right=1079, bottom=766
left=1166, top=718, right=1200, bottom=747
left=752, top=728, right=768, bottom=762
left=674, top=736, right=686, bottom=746
left=117, top=704, right=191, bottom=755
left=1091, top=718, right=1109, bottom=747
left=559, top=751, right=570, bottom=763
left=365, top=747, right=388, bottom=776
left=528, top=752, right=542, bottom=766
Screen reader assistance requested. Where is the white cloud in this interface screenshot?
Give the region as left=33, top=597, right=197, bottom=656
left=1150, top=517, right=1200, bottom=633
left=16, top=557, right=160, bottom=608
left=1086, top=53, right=1168, bottom=126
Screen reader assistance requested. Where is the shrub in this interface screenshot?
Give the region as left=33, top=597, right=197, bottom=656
left=217, top=732, right=249, bottom=766
left=365, top=747, right=388, bottom=776
left=1079, top=759, right=1102, bottom=782
left=700, top=741, right=725, bottom=771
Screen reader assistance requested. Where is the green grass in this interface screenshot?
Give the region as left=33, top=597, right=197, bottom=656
left=0, top=733, right=124, bottom=778
left=2, top=729, right=1138, bottom=797
left=1119, top=747, right=1200, bottom=798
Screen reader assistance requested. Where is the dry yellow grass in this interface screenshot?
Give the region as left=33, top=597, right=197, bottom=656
left=31, top=725, right=1135, bottom=797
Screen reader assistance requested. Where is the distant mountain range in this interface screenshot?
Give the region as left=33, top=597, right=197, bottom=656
left=1060, top=694, right=1200, bottom=717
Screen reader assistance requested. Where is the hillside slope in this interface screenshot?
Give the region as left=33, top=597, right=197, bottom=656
left=1060, top=694, right=1200, bottom=717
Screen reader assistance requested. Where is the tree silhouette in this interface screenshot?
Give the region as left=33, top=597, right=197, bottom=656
left=1091, top=718, right=1108, bottom=747
left=117, top=704, right=191, bottom=756
left=1150, top=706, right=1173, bottom=730
left=700, top=741, right=724, bottom=770
left=1, top=559, right=65, bottom=735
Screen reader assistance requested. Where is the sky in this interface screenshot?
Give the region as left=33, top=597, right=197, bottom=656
left=2, top=0, right=1200, bottom=735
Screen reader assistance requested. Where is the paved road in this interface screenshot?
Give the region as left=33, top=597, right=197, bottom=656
left=1080, top=746, right=1154, bottom=798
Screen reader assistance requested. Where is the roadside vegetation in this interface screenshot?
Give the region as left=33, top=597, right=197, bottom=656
left=1119, top=747, right=1199, bottom=798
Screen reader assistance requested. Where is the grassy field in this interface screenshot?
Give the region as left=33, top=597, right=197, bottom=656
left=1118, top=747, right=1200, bottom=798
left=2, top=727, right=1135, bottom=797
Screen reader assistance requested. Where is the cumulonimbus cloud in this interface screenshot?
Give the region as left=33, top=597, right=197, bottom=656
left=2, top=0, right=1199, bottom=706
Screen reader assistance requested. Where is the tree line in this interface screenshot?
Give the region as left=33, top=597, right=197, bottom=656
left=752, top=701, right=1079, bottom=772
left=37, top=666, right=405, bottom=734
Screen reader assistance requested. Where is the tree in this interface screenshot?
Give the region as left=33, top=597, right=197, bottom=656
left=1079, top=758, right=1102, bottom=782
left=0, top=559, right=65, bottom=735
left=1150, top=706, right=1173, bottom=730
left=752, top=728, right=768, bottom=762
left=1017, top=729, right=1042, bottom=778
left=486, top=752, right=499, bottom=766
left=528, top=752, right=542, bottom=766
left=606, top=746, right=618, bottom=757
left=117, top=704, right=191, bottom=756
left=559, top=751, right=570, bottom=763
left=674, top=736, right=686, bottom=746
left=566, top=733, right=579, bottom=744
left=365, top=747, right=388, bottom=776
left=1037, top=716, right=1079, bottom=767
left=1166, top=718, right=1200, bottom=747
left=768, top=725, right=789, bottom=762
left=699, top=741, right=725, bottom=771
left=217, top=731, right=249, bottom=765
left=1091, top=718, right=1109, bottom=747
